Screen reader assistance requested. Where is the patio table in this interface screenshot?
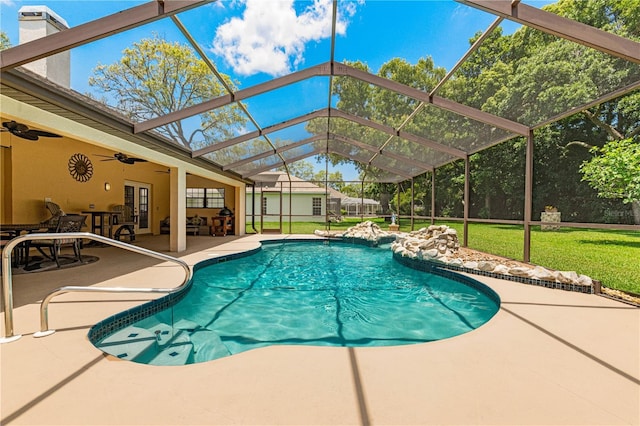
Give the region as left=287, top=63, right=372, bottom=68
left=0, top=223, right=45, bottom=236
left=81, top=210, right=121, bottom=238
left=0, top=223, right=46, bottom=266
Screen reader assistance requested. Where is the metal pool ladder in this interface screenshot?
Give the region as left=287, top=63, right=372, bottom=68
left=1, top=232, right=192, bottom=344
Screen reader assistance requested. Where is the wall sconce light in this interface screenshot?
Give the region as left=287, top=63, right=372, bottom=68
left=104, top=182, right=111, bottom=191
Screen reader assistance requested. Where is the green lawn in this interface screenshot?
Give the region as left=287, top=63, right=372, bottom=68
left=247, top=219, right=640, bottom=294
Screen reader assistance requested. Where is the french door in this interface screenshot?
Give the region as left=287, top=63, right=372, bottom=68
left=124, top=181, right=151, bottom=234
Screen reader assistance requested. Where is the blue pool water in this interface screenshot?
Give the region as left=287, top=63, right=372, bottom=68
left=93, top=241, right=500, bottom=365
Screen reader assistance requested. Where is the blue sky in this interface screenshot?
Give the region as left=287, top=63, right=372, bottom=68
left=1, top=0, right=556, bottom=180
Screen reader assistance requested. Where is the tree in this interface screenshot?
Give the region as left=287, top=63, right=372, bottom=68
left=89, top=34, right=247, bottom=151
left=580, top=138, right=640, bottom=221
left=0, top=31, right=11, bottom=50
left=438, top=0, right=640, bottom=223
left=339, top=183, right=363, bottom=198
left=279, top=160, right=315, bottom=181
left=312, top=170, right=344, bottom=191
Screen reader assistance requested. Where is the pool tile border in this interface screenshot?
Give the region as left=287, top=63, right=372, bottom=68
left=88, top=247, right=262, bottom=344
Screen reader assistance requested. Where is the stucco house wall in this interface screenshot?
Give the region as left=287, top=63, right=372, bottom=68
left=246, top=190, right=327, bottom=222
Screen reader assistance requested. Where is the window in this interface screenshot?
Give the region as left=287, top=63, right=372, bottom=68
left=312, top=197, right=322, bottom=215
left=186, top=188, right=225, bottom=208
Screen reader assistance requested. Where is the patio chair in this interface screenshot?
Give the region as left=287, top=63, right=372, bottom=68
left=25, top=214, right=87, bottom=268
left=43, top=200, right=65, bottom=230
left=111, top=205, right=136, bottom=242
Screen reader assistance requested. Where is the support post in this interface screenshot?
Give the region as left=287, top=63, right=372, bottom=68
left=288, top=179, right=292, bottom=234
left=360, top=178, right=365, bottom=221
left=396, top=183, right=401, bottom=222
left=463, top=155, right=470, bottom=247
left=524, top=129, right=534, bottom=262
left=280, top=177, right=282, bottom=233
left=410, top=178, right=415, bottom=231
left=431, top=169, right=436, bottom=225
left=259, top=182, right=264, bottom=233
left=324, top=153, right=329, bottom=231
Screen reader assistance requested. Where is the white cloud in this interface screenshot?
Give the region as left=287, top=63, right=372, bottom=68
left=212, top=0, right=359, bottom=77
left=0, top=0, right=15, bottom=6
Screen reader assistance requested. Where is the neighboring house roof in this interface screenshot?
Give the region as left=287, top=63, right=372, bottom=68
left=247, top=171, right=379, bottom=206
left=325, top=187, right=379, bottom=205
left=248, top=171, right=328, bottom=194
left=341, top=197, right=380, bottom=206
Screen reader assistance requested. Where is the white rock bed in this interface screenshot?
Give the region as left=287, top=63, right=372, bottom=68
left=392, top=225, right=594, bottom=288
left=316, top=222, right=594, bottom=290
left=314, top=220, right=394, bottom=241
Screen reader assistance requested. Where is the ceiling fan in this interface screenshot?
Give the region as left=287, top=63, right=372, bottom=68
left=95, top=152, right=148, bottom=165
left=1, top=120, right=61, bottom=141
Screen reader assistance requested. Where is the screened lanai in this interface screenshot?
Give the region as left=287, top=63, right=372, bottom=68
left=1, top=0, right=639, bottom=260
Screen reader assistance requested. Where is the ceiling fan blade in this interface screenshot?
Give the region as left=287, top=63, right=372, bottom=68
left=2, top=121, right=28, bottom=133
left=130, top=158, right=147, bottom=163
left=29, top=130, right=61, bottom=138
left=14, top=132, right=39, bottom=141
left=2, top=121, right=60, bottom=140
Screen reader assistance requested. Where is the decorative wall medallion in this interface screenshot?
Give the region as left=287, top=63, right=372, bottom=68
left=68, top=153, right=94, bottom=182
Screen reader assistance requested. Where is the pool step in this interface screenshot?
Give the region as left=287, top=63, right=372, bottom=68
left=189, top=329, right=231, bottom=362
left=97, top=322, right=230, bottom=365
left=146, top=329, right=193, bottom=366
left=95, top=326, right=156, bottom=361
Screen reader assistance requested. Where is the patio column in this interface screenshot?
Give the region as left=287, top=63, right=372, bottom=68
left=235, top=184, right=246, bottom=236
left=523, top=129, right=534, bottom=262
left=169, top=166, right=187, bottom=252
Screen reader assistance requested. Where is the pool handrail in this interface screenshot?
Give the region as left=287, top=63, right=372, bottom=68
left=1, top=232, right=192, bottom=343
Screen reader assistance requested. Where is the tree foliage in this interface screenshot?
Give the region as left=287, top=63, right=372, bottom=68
left=308, top=0, right=639, bottom=223
left=278, top=160, right=346, bottom=191
left=580, top=138, right=640, bottom=203
left=280, top=160, right=315, bottom=181
left=89, top=35, right=247, bottom=151
left=0, top=32, right=11, bottom=50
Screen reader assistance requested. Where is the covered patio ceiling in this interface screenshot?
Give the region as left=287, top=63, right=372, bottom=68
left=1, top=0, right=639, bottom=183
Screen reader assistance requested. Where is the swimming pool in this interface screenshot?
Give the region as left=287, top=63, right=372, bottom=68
left=91, top=240, right=500, bottom=365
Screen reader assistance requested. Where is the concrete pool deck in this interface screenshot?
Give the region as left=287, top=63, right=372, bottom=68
left=1, top=233, right=638, bottom=425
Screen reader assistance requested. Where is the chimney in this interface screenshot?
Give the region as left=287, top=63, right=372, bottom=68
left=18, top=6, right=70, bottom=88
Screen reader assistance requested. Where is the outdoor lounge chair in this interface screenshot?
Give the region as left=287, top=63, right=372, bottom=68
left=25, top=214, right=87, bottom=268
